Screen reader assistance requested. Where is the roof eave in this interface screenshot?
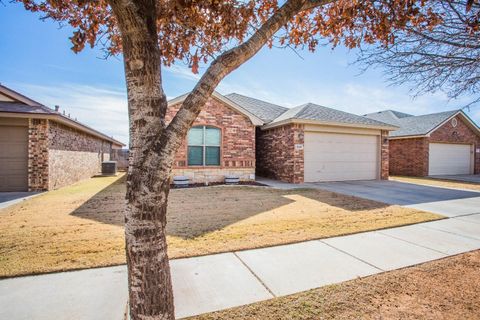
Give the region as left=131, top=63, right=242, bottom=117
left=168, top=91, right=264, bottom=126
left=261, top=118, right=398, bottom=131
left=0, top=85, right=44, bottom=107
left=426, top=110, right=480, bottom=137
left=0, top=111, right=125, bottom=147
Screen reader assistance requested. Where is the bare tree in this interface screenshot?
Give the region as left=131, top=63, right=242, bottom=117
left=358, top=0, right=480, bottom=107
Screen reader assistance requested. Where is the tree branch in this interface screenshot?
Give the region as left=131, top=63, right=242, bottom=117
left=161, top=0, right=333, bottom=156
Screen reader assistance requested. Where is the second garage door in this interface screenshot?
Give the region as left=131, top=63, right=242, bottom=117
left=0, top=125, right=29, bottom=192
left=304, top=132, right=379, bottom=182
left=428, top=143, right=472, bottom=175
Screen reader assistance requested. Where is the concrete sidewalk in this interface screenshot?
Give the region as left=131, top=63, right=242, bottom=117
left=1, top=214, right=479, bottom=320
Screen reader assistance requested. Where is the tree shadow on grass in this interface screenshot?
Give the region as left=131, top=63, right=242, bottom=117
left=70, top=175, right=127, bottom=226
left=71, top=177, right=390, bottom=239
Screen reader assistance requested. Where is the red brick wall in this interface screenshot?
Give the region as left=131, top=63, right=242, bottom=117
left=389, top=138, right=429, bottom=176
left=27, top=119, right=114, bottom=191
left=49, top=121, right=112, bottom=153
left=166, top=97, right=255, bottom=169
left=381, top=130, right=390, bottom=180
left=429, top=115, right=480, bottom=174
left=256, top=124, right=304, bottom=183
left=389, top=114, right=480, bottom=176
left=28, top=119, right=49, bottom=191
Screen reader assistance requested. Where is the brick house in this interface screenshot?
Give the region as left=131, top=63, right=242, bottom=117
left=166, top=92, right=262, bottom=183
left=365, top=110, right=480, bottom=176
left=168, top=92, right=396, bottom=183
left=0, top=84, right=124, bottom=192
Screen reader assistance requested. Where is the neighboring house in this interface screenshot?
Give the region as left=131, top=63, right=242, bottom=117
left=365, top=109, right=480, bottom=176
left=0, top=84, right=125, bottom=192
left=167, top=92, right=396, bottom=184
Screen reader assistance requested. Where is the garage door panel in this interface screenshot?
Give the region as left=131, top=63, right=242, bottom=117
left=428, top=143, right=471, bottom=176
left=0, top=126, right=28, bottom=142
left=305, top=146, right=376, bottom=157
left=0, top=125, right=28, bottom=191
left=0, top=159, right=28, bottom=172
left=3, top=143, right=28, bottom=158
left=305, top=152, right=378, bottom=163
left=304, top=132, right=379, bottom=182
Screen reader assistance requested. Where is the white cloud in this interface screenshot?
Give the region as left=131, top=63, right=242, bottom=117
left=14, top=82, right=129, bottom=145
left=10, top=75, right=479, bottom=150
left=284, top=81, right=474, bottom=118
left=163, top=64, right=201, bottom=82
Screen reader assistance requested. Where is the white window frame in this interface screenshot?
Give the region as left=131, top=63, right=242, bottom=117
left=187, top=125, right=220, bottom=166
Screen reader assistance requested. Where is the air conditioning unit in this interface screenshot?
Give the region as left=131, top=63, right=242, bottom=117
left=102, top=161, right=117, bottom=176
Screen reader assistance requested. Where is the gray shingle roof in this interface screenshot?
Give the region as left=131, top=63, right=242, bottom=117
left=271, top=103, right=395, bottom=128
left=171, top=92, right=395, bottom=129
left=391, top=110, right=413, bottom=118
left=389, top=109, right=460, bottom=137
left=224, top=93, right=288, bottom=123
left=0, top=101, right=56, bottom=114
left=363, top=110, right=412, bottom=126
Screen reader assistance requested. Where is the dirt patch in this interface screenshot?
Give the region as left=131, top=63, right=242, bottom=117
left=392, top=176, right=480, bottom=192
left=190, top=250, right=480, bottom=320
left=0, top=174, right=441, bottom=277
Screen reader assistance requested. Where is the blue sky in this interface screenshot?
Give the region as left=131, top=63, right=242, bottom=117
left=1, top=3, right=479, bottom=145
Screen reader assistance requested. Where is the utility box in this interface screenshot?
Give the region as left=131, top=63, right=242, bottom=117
left=101, top=161, right=117, bottom=176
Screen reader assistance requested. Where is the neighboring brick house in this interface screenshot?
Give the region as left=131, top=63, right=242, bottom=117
left=365, top=110, right=480, bottom=176
left=168, top=92, right=396, bottom=184
left=0, top=84, right=124, bottom=192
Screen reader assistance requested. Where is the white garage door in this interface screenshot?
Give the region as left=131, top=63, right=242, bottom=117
left=428, top=143, right=472, bottom=175
left=304, top=132, right=379, bottom=182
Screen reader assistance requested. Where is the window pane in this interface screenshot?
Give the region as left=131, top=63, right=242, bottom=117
left=188, top=126, right=204, bottom=145
left=205, top=127, right=220, bottom=146
left=188, top=146, right=203, bottom=165
left=205, top=146, right=220, bottom=166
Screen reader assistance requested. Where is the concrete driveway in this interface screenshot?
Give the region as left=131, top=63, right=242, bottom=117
left=0, top=192, right=42, bottom=210
left=310, top=180, right=480, bottom=217
left=429, top=174, right=480, bottom=184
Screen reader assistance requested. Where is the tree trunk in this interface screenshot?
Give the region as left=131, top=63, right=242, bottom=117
left=109, top=1, right=176, bottom=319
left=107, top=1, right=332, bottom=319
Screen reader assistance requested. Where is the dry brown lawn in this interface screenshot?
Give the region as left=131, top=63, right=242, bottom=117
left=190, top=250, right=480, bottom=320
left=0, top=174, right=441, bottom=277
left=391, top=175, right=480, bottom=192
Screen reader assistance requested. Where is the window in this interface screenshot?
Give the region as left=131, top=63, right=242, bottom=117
left=187, top=126, right=221, bottom=166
